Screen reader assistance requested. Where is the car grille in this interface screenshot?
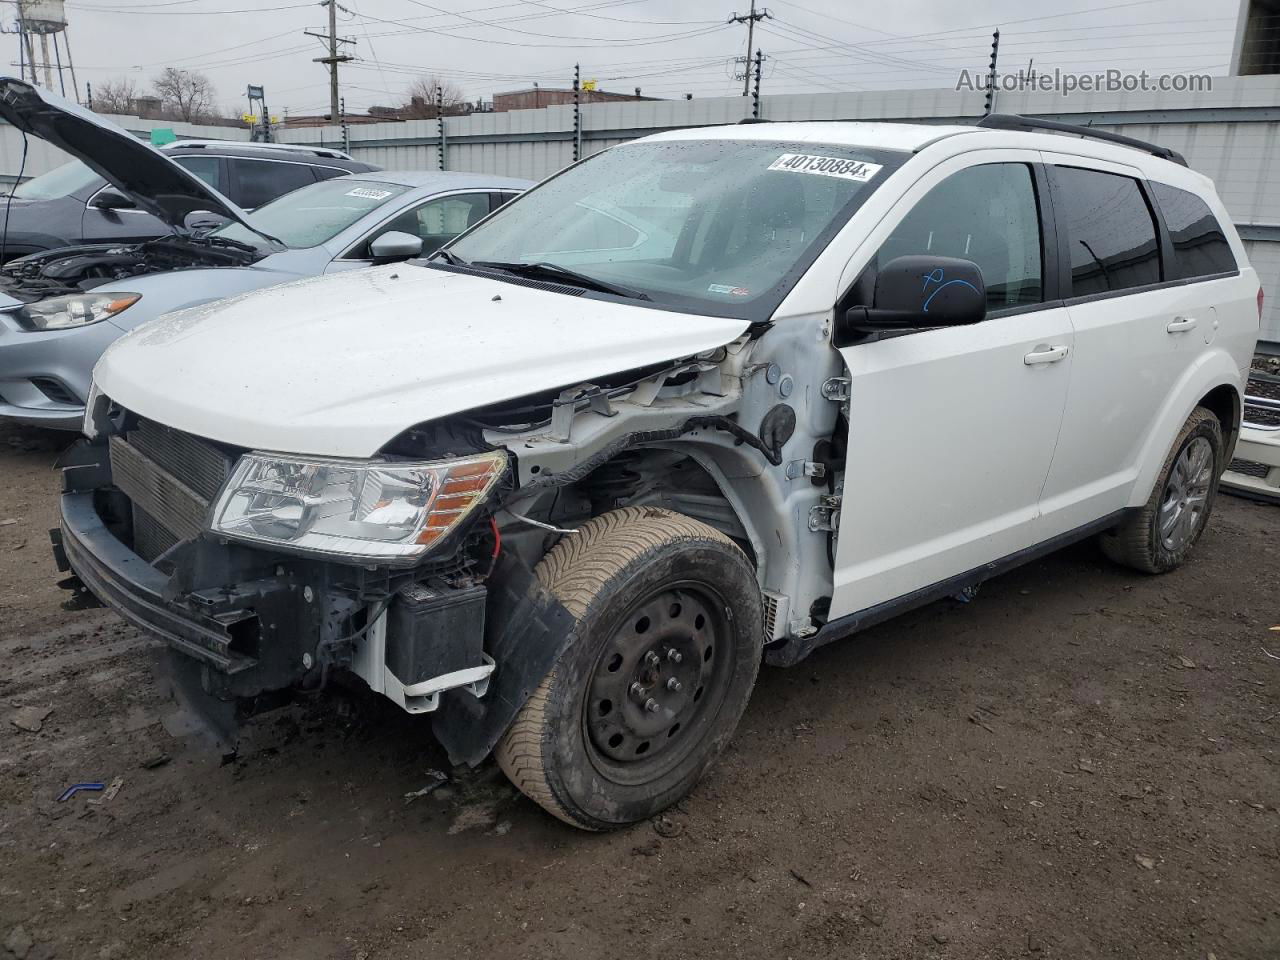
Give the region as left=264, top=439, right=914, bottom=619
left=109, top=418, right=234, bottom=562
left=1228, top=458, right=1271, bottom=479
left=30, top=377, right=79, bottom=406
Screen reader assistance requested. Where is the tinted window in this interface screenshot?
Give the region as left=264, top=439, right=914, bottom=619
left=173, top=155, right=222, bottom=192
left=12, top=160, right=101, bottom=200
left=374, top=193, right=490, bottom=255
left=312, top=166, right=348, bottom=182
left=230, top=159, right=316, bottom=209
left=1150, top=182, right=1236, bottom=280
left=876, top=163, right=1043, bottom=308
left=1054, top=167, right=1160, bottom=297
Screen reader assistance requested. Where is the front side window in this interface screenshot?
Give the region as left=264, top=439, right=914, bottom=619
left=212, top=178, right=411, bottom=249
left=873, top=162, right=1044, bottom=309
left=173, top=155, right=222, bottom=192
left=1150, top=181, right=1236, bottom=280
left=373, top=193, right=490, bottom=256
left=446, top=139, right=906, bottom=319
left=1053, top=166, right=1160, bottom=297
left=231, top=158, right=316, bottom=209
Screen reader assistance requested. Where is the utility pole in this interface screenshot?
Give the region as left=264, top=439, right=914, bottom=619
left=751, top=48, right=765, bottom=119
left=983, top=29, right=1000, bottom=116
left=729, top=0, right=770, bottom=97
left=305, top=0, right=354, bottom=124
left=436, top=85, right=447, bottom=170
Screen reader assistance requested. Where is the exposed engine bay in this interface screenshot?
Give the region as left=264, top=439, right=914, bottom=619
left=0, top=236, right=261, bottom=302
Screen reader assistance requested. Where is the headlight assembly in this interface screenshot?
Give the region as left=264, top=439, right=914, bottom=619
left=19, top=292, right=141, bottom=330
left=209, top=451, right=505, bottom=564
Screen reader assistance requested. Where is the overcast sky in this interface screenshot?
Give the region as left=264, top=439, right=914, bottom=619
left=5, top=0, right=1243, bottom=117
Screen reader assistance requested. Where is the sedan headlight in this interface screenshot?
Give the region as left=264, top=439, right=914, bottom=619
left=210, top=451, right=506, bottom=564
left=19, top=292, right=141, bottom=330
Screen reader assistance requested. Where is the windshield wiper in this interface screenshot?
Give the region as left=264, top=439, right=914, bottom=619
left=472, top=260, right=651, bottom=301
left=431, top=248, right=468, bottom=266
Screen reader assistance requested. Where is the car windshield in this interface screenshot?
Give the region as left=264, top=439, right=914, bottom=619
left=11, top=159, right=102, bottom=200
left=214, top=178, right=411, bottom=249
left=446, top=139, right=905, bottom=318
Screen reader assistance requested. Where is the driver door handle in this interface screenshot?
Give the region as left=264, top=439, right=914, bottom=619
left=1167, top=316, right=1198, bottom=333
left=1023, top=344, right=1070, bottom=365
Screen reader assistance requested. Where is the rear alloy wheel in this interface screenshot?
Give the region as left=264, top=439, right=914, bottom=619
left=495, top=507, right=763, bottom=830
left=1101, top=406, right=1223, bottom=573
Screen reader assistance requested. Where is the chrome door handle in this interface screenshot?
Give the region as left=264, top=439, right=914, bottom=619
left=1023, top=344, right=1069, bottom=365
left=1167, top=316, right=1198, bottom=333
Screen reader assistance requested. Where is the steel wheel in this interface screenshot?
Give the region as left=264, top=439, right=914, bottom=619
left=1158, top=435, right=1214, bottom=552
left=583, top=582, right=731, bottom=786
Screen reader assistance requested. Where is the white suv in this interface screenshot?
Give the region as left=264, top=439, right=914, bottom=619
left=54, top=115, right=1261, bottom=830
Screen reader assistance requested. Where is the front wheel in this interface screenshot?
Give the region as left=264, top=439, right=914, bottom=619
left=1101, top=406, right=1223, bottom=573
left=495, top=507, right=763, bottom=830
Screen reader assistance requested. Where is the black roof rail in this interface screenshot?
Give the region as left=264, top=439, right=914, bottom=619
left=976, top=113, right=1188, bottom=167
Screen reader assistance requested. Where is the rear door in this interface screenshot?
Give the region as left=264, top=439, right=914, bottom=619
left=1034, top=157, right=1207, bottom=537
left=829, top=153, right=1074, bottom=618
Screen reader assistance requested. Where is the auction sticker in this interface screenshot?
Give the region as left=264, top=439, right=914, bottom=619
left=768, top=153, right=882, bottom=182
left=346, top=187, right=394, bottom=200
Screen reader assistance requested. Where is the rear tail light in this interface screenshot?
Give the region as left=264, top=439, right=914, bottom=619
left=1259, top=286, right=1266, bottom=322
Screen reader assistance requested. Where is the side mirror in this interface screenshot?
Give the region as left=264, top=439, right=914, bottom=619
left=368, top=230, right=424, bottom=261
left=89, top=187, right=136, bottom=211
left=184, top=210, right=230, bottom=234
left=838, top=255, right=986, bottom=342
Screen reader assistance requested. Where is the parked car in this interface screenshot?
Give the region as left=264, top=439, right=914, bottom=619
left=0, top=78, right=529, bottom=429
left=54, top=112, right=1260, bottom=830
left=0, top=137, right=379, bottom=261
left=1221, top=372, right=1280, bottom=502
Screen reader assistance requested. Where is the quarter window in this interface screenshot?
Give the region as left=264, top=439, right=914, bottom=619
left=1053, top=166, right=1160, bottom=297
left=172, top=155, right=222, bottom=192
left=875, top=163, right=1043, bottom=309
left=1150, top=182, right=1236, bottom=280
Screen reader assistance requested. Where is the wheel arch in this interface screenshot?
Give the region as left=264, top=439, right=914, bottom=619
left=1129, top=350, right=1243, bottom=508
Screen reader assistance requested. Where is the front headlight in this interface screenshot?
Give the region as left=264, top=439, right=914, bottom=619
left=209, top=451, right=506, bottom=564
left=19, top=292, right=141, bottom=330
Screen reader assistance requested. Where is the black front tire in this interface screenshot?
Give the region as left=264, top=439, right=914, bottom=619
left=495, top=506, right=763, bottom=830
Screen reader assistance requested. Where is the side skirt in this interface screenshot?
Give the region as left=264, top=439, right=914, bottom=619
left=766, top=509, right=1132, bottom=668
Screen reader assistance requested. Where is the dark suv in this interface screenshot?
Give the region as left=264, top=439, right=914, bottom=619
left=0, top=140, right=380, bottom=260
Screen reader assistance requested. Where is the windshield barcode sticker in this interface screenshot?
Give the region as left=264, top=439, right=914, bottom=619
left=768, top=154, right=882, bottom=182
left=346, top=187, right=393, bottom=200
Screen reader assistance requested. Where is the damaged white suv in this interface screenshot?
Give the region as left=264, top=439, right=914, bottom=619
left=54, top=115, right=1261, bottom=830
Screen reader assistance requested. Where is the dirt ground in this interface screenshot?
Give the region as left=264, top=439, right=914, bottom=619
left=1, top=421, right=1277, bottom=960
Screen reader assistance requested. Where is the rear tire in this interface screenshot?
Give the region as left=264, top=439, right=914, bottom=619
left=1100, top=407, right=1223, bottom=574
left=495, top=506, right=763, bottom=830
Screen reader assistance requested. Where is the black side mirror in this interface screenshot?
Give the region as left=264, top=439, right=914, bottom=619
left=837, top=255, right=986, bottom=343
left=89, top=187, right=135, bottom=211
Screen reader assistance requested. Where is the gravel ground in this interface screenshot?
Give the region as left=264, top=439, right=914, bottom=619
left=1, top=421, right=1277, bottom=960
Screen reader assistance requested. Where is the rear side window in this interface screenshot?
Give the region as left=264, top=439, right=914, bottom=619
left=1053, top=166, right=1160, bottom=297
left=230, top=158, right=316, bottom=209
left=173, top=156, right=222, bottom=192
left=875, top=162, right=1043, bottom=309
left=1150, top=182, right=1236, bottom=280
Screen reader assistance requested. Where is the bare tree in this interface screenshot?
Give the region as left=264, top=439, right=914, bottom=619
left=92, top=76, right=140, bottom=115
left=400, top=76, right=468, bottom=118
left=152, top=67, right=216, bottom=123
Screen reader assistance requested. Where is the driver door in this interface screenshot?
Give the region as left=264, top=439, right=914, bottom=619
left=828, top=154, right=1074, bottom=619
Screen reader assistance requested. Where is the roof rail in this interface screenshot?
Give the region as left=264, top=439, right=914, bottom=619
left=162, top=139, right=355, bottom=161
left=976, top=113, right=1188, bottom=167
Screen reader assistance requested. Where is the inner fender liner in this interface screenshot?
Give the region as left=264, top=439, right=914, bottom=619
left=431, top=549, right=578, bottom=767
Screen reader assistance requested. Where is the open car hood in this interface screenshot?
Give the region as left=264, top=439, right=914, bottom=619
left=0, top=77, right=254, bottom=232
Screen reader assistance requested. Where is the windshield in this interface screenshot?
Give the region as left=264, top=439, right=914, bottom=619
left=446, top=139, right=905, bottom=318
left=11, top=159, right=102, bottom=200
left=214, top=178, right=411, bottom=249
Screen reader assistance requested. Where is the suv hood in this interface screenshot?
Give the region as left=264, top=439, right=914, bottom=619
left=0, top=77, right=253, bottom=232
left=93, top=265, right=750, bottom=457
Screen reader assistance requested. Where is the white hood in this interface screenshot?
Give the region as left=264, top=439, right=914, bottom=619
left=93, top=265, right=750, bottom=457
